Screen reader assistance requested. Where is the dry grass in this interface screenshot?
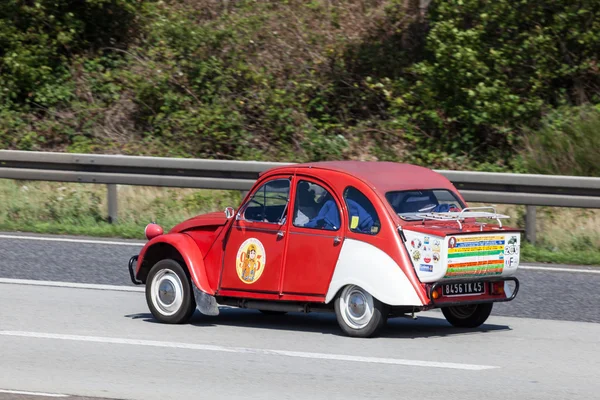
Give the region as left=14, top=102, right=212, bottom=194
left=0, top=179, right=242, bottom=236
left=1, top=179, right=598, bottom=263
left=470, top=202, right=600, bottom=251
left=0, top=179, right=597, bottom=243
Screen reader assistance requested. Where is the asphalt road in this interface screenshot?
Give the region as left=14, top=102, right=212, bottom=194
left=0, top=232, right=599, bottom=323
left=1, top=232, right=600, bottom=399
left=1, top=283, right=599, bottom=400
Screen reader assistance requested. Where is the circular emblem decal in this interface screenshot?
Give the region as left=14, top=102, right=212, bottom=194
left=448, top=236, right=457, bottom=249
left=412, top=249, right=421, bottom=262
left=236, top=238, right=266, bottom=284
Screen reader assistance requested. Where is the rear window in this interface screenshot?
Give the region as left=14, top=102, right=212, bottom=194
left=385, top=189, right=465, bottom=220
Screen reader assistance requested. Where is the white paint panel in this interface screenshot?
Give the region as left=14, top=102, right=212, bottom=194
left=403, top=230, right=522, bottom=282
left=403, top=231, right=447, bottom=282
left=325, top=238, right=422, bottom=306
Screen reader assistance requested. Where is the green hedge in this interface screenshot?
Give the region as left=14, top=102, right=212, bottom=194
left=1, top=0, right=599, bottom=175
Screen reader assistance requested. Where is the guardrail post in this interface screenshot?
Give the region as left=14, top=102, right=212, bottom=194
left=525, top=205, right=536, bottom=244
left=107, top=184, right=118, bottom=224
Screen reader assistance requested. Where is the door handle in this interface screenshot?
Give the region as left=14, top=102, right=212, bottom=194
left=333, top=236, right=341, bottom=245
left=277, top=231, right=285, bottom=239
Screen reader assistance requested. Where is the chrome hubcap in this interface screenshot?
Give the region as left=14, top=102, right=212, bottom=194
left=348, top=292, right=367, bottom=319
left=151, top=268, right=184, bottom=317
left=158, top=280, right=176, bottom=305
left=340, top=285, right=374, bottom=329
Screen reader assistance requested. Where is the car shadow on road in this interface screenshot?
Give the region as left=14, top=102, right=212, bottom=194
left=125, top=307, right=511, bottom=339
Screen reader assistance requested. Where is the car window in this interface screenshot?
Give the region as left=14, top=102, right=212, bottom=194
left=293, top=180, right=340, bottom=231
left=385, top=189, right=465, bottom=220
left=343, top=186, right=381, bottom=235
left=243, top=178, right=290, bottom=223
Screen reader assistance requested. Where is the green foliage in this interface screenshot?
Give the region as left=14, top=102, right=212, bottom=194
left=0, top=0, right=140, bottom=107
left=377, top=0, right=600, bottom=166
left=521, top=242, right=600, bottom=266
left=1, top=0, right=600, bottom=173
left=521, top=105, right=600, bottom=176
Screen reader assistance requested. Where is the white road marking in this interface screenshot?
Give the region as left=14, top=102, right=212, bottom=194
left=0, top=278, right=144, bottom=292
left=520, top=265, right=600, bottom=274
left=0, top=331, right=497, bottom=371
left=0, top=389, right=68, bottom=397
left=0, top=234, right=144, bottom=246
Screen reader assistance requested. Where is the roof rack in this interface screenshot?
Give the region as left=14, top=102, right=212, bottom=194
left=411, top=206, right=510, bottom=230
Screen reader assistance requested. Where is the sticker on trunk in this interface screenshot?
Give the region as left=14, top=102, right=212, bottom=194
left=412, top=249, right=421, bottom=261
left=419, top=264, right=433, bottom=272
left=445, top=234, right=513, bottom=278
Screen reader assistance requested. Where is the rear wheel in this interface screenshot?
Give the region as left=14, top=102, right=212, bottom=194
left=146, top=259, right=196, bottom=324
left=334, top=285, right=388, bottom=338
left=441, top=303, right=493, bottom=328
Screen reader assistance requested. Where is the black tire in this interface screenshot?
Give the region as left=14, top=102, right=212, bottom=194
left=334, top=285, right=389, bottom=338
left=258, top=310, right=288, bottom=315
left=145, top=259, right=196, bottom=324
left=441, top=303, right=493, bottom=328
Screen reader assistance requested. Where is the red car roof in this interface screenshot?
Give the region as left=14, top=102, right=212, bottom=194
left=267, top=161, right=458, bottom=195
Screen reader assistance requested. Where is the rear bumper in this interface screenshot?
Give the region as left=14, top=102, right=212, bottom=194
left=427, top=276, right=519, bottom=308
left=128, top=255, right=142, bottom=285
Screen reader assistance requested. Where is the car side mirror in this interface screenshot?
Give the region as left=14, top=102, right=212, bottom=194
left=224, top=207, right=235, bottom=219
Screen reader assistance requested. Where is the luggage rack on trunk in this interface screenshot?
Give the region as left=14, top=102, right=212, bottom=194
left=411, top=206, right=511, bottom=230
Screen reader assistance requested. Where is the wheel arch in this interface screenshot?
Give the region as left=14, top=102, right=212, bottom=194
left=137, top=233, right=215, bottom=295
left=325, top=238, right=424, bottom=307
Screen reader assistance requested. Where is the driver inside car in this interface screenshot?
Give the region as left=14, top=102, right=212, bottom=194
left=304, top=185, right=377, bottom=233
left=304, top=184, right=340, bottom=230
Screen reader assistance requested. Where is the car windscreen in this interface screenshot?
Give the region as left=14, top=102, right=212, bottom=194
left=385, top=189, right=466, bottom=220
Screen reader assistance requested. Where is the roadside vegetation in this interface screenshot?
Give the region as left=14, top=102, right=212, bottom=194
left=1, top=179, right=599, bottom=265
left=1, top=1, right=599, bottom=263
left=1, top=0, right=599, bottom=172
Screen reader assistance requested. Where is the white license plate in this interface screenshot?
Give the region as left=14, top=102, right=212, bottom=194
left=442, top=282, right=485, bottom=296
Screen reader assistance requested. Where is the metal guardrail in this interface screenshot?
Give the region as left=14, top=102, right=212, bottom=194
left=2, top=150, right=600, bottom=243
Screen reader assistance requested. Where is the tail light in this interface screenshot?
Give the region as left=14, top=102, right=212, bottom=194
left=490, top=282, right=505, bottom=295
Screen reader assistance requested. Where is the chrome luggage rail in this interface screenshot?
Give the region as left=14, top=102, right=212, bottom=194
left=410, top=206, right=511, bottom=230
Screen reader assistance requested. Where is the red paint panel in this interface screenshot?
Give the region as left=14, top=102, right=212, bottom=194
left=279, top=293, right=325, bottom=302
left=402, top=222, right=522, bottom=237
left=186, top=228, right=218, bottom=255
left=215, top=290, right=325, bottom=302
left=169, top=211, right=227, bottom=233
left=201, top=231, right=225, bottom=291
left=216, top=290, right=280, bottom=301
left=282, top=229, right=343, bottom=296
left=137, top=233, right=215, bottom=295
left=433, top=291, right=508, bottom=305
left=267, top=162, right=460, bottom=198
left=219, top=223, right=286, bottom=293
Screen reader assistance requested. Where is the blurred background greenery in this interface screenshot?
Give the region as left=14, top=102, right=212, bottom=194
left=1, top=0, right=599, bottom=173
left=1, top=0, right=599, bottom=263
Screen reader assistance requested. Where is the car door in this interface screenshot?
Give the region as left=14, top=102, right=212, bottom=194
left=219, top=177, right=291, bottom=294
left=281, top=178, right=345, bottom=296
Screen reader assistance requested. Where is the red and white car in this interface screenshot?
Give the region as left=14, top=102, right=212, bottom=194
left=128, top=161, right=520, bottom=337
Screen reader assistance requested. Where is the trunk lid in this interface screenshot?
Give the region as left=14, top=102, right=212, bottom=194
left=400, top=211, right=522, bottom=283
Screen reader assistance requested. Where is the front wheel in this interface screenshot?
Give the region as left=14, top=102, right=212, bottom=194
left=441, top=303, right=493, bottom=328
left=145, top=259, right=196, bottom=324
left=334, top=285, right=388, bottom=338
